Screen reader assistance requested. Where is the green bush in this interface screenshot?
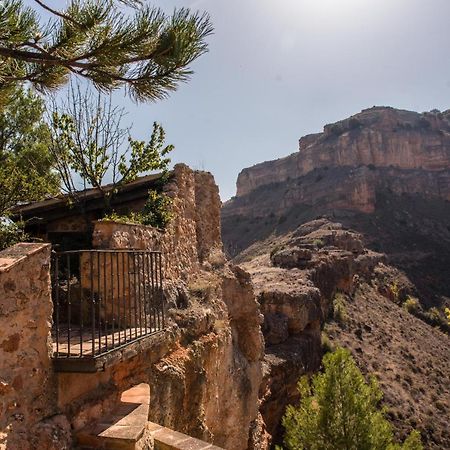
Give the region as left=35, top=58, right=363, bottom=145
left=321, top=332, right=334, bottom=354
left=141, top=190, right=173, bottom=229
left=332, top=293, right=348, bottom=325
left=0, top=220, right=28, bottom=251
left=424, top=307, right=447, bottom=328
left=312, top=238, right=325, bottom=248
left=389, top=282, right=400, bottom=302
left=403, top=296, right=421, bottom=315
left=101, top=189, right=173, bottom=230
left=281, top=348, right=423, bottom=450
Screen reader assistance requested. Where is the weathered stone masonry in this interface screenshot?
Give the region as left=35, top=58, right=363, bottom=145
left=0, top=243, right=70, bottom=450
left=0, top=164, right=264, bottom=450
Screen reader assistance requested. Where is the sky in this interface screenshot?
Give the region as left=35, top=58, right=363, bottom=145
left=27, top=0, right=450, bottom=200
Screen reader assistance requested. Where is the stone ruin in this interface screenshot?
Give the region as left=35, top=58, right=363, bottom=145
left=0, top=164, right=264, bottom=450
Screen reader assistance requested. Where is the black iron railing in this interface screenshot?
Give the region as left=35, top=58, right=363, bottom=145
left=51, top=249, right=164, bottom=359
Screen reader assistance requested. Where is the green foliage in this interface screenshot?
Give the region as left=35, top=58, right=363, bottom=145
left=332, top=293, right=348, bottom=325
left=281, top=348, right=423, bottom=450
left=389, top=282, right=400, bottom=303
left=0, top=85, right=59, bottom=216
left=321, top=331, right=334, bottom=354
left=402, top=296, right=421, bottom=315
left=445, top=308, right=450, bottom=326
left=103, top=183, right=174, bottom=233
left=312, top=238, right=325, bottom=248
left=140, top=189, right=173, bottom=229
left=0, top=220, right=28, bottom=250
left=100, top=211, right=144, bottom=225
left=424, top=307, right=447, bottom=328
left=0, top=0, right=213, bottom=104
left=101, top=189, right=173, bottom=230
left=391, top=431, right=423, bottom=450
left=49, top=85, right=173, bottom=212
left=122, top=128, right=173, bottom=184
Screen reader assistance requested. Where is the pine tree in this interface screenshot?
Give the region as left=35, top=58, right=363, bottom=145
left=0, top=0, right=212, bottom=104
left=281, top=348, right=423, bottom=450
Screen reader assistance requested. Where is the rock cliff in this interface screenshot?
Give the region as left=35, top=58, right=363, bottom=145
left=238, top=219, right=450, bottom=450
left=222, top=106, right=450, bottom=308
left=234, top=107, right=450, bottom=203
left=221, top=106, right=450, bottom=449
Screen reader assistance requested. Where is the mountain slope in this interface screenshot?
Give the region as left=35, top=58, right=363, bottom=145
left=222, top=107, right=450, bottom=449
left=222, top=106, right=450, bottom=309
left=239, top=219, right=450, bottom=449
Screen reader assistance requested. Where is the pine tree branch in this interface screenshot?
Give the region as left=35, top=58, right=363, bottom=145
left=32, top=0, right=83, bottom=28
left=0, top=2, right=213, bottom=103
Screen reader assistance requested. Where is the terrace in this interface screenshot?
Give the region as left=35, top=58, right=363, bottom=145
left=51, top=249, right=165, bottom=372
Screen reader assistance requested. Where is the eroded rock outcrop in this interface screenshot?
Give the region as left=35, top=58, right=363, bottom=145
left=222, top=107, right=450, bottom=309
left=149, top=266, right=263, bottom=450
left=236, top=219, right=384, bottom=447
left=238, top=218, right=449, bottom=450
left=234, top=107, right=450, bottom=202
left=223, top=107, right=450, bottom=257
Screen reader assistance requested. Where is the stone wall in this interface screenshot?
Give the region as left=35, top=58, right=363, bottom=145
left=93, top=164, right=223, bottom=281
left=0, top=244, right=68, bottom=450
left=0, top=165, right=264, bottom=450
left=194, top=171, right=222, bottom=263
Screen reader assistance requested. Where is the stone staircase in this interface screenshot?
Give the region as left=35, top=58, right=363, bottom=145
left=76, top=384, right=224, bottom=450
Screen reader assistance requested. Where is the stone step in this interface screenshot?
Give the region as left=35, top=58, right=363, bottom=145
left=147, top=422, right=224, bottom=450
left=76, top=383, right=225, bottom=450
left=76, top=383, right=152, bottom=450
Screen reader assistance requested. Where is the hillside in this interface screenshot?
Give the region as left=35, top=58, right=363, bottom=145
left=222, top=106, right=450, bottom=310
left=239, top=219, right=450, bottom=449
left=222, top=107, right=450, bottom=449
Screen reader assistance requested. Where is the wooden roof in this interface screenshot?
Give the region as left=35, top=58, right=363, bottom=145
left=12, top=173, right=163, bottom=223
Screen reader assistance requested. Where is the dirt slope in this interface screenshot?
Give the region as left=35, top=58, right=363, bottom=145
left=238, top=219, right=450, bottom=449
left=326, top=283, right=450, bottom=449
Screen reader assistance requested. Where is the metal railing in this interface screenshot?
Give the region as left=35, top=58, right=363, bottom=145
left=51, top=249, right=164, bottom=359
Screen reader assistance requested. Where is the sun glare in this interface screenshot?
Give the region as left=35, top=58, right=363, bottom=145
left=264, top=0, right=381, bottom=25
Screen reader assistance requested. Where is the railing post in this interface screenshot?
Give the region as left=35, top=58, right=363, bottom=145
left=98, top=251, right=102, bottom=352
left=90, top=252, right=95, bottom=355
left=66, top=253, right=71, bottom=358
left=159, top=252, right=165, bottom=329
left=53, top=251, right=60, bottom=358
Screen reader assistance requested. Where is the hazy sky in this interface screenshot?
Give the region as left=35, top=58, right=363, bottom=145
left=28, top=0, right=450, bottom=199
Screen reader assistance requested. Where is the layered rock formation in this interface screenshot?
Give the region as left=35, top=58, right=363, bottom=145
left=238, top=219, right=450, bottom=450
left=224, top=107, right=450, bottom=229
left=222, top=106, right=450, bottom=307
left=220, top=106, right=450, bottom=449
left=234, top=107, right=450, bottom=203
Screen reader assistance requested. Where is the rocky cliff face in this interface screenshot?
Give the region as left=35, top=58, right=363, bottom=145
left=147, top=265, right=264, bottom=450
left=221, top=106, right=450, bottom=449
left=235, top=107, right=450, bottom=203
left=222, top=107, right=450, bottom=308
left=238, top=219, right=450, bottom=450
